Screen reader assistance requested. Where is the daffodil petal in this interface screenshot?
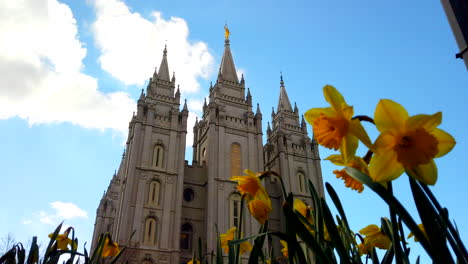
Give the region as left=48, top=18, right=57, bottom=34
left=325, top=154, right=345, bottom=165
left=359, top=225, right=380, bottom=236
left=280, top=240, right=288, bottom=248
left=369, top=151, right=404, bottom=182
left=407, top=160, right=438, bottom=185
left=243, top=169, right=257, bottom=177
left=432, top=128, right=456, bottom=158
left=340, top=133, right=358, bottom=163
left=374, top=99, right=408, bottom=133
left=349, top=118, right=372, bottom=149
left=304, top=107, right=335, bottom=123
left=341, top=105, right=354, bottom=120
left=323, top=85, right=347, bottom=113
left=373, top=132, right=397, bottom=154
left=407, top=112, right=442, bottom=131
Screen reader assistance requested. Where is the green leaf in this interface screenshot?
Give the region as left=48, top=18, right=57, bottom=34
left=44, top=223, right=63, bottom=260
left=248, top=223, right=268, bottom=264
left=408, top=177, right=453, bottom=263
left=282, top=200, right=332, bottom=263
left=325, top=183, right=351, bottom=232
left=26, top=237, right=37, bottom=264
left=215, top=224, right=224, bottom=264
left=344, top=167, right=435, bottom=260
left=320, top=198, right=350, bottom=264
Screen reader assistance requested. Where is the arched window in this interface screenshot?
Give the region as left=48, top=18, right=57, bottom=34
left=230, top=143, right=242, bottom=177
left=229, top=193, right=242, bottom=228
left=152, top=145, right=164, bottom=168
left=297, top=172, right=306, bottom=193
left=148, top=181, right=161, bottom=206
left=180, top=223, right=193, bottom=250
left=142, top=259, right=153, bottom=264
left=144, top=218, right=157, bottom=245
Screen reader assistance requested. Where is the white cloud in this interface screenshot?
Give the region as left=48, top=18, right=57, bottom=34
left=236, top=68, right=246, bottom=81
left=22, top=219, right=33, bottom=225
left=91, top=0, right=214, bottom=92
left=51, top=201, right=88, bottom=219
left=0, top=0, right=135, bottom=134
left=37, top=201, right=88, bottom=225
left=187, top=99, right=204, bottom=114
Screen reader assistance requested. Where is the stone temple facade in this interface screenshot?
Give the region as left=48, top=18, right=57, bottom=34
left=91, top=34, right=324, bottom=264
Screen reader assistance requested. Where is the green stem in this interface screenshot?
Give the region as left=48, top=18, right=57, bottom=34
left=419, top=183, right=468, bottom=263
left=235, top=195, right=246, bottom=264
left=387, top=183, right=405, bottom=264
left=352, top=115, right=375, bottom=124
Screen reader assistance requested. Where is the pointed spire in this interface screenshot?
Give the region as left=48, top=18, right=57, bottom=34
left=158, top=44, right=170, bottom=81
left=256, top=103, right=261, bottom=115
left=182, top=99, right=188, bottom=112
left=176, top=85, right=180, bottom=95
left=139, top=89, right=145, bottom=101
left=294, top=102, right=298, bottom=113
left=301, top=115, right=307, bottom=131
left=171, top=71, right=176, bottom=82
left=277, top=73, right=293, bottom=112
left=219, top=32, right=239, bottom=83
left=267, top=122, right=271, bottom=132
left=272, top=107, right=275, bottom=116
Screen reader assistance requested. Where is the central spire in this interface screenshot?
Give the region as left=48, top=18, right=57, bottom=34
left=158, top=44, right=170, bottom=81
left=218, top=25, right=239, bottom=83
left=277, top=73, right=293, bottom=112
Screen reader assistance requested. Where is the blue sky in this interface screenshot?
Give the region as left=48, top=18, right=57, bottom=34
left=0, top=0, right=467, bottom=261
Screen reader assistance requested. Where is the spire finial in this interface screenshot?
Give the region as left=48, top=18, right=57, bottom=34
left=224, top=24, right=230, bottom=39
left=164, top=41, right=167, bottom=54
left=183, top=99, right=188, bottom=111
left=280, top=71, right=284, bottom=86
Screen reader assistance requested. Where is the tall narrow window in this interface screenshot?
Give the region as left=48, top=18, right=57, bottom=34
left=297, top=172, right=305, bottom=193
left=180, top=223, right=193, bottom=250
left=144, top=218, right=157, bottom=245
left=152, top=145, right=164, bottom=168
left=148, top=181, right=161, bottom=206
left=230, top=143, right=242, bottom=177
left=229, top=193, right=242, bottom=228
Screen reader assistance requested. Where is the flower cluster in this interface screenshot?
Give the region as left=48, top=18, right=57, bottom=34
left=230, top=169, right=272, bottom=224
left=305, top=85, right=456, bottom=191
left=358, top=224, right=391, bottom=255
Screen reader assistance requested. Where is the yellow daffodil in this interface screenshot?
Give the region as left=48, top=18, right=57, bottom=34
left=293, top=199, right=313, bottom=223
left=293, top=199, right=315, bottom=233
left=359, top=224, right=391, bottom=250
left=327, top=154, right=368, bottom=193
left=230, top=169, right=263, bottom=197
left=101, top=236, right=120, bottom=258
left=188, top=260, right=200, bottom=264
left=219, top=227, right=253, bottom=255
left=231, top=169, right=272, bottom=225
left=280, top=240, right=288, bottom=258
left=220, top=227, right=236, bottom=253
left=247, top=194, right=272, bottom=225
left=357, top=242, right=370, bottom=256
left=266, top=260, right=271, bottom=264
left=239, top=239, right=253, bottom=255
left=369, top=99, right=456, bottom=185
left=305, top=85, right=372, bottom=163
left=407, top=223, right=428, bottom=242
left=48, top=228, right=72, bottom=250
